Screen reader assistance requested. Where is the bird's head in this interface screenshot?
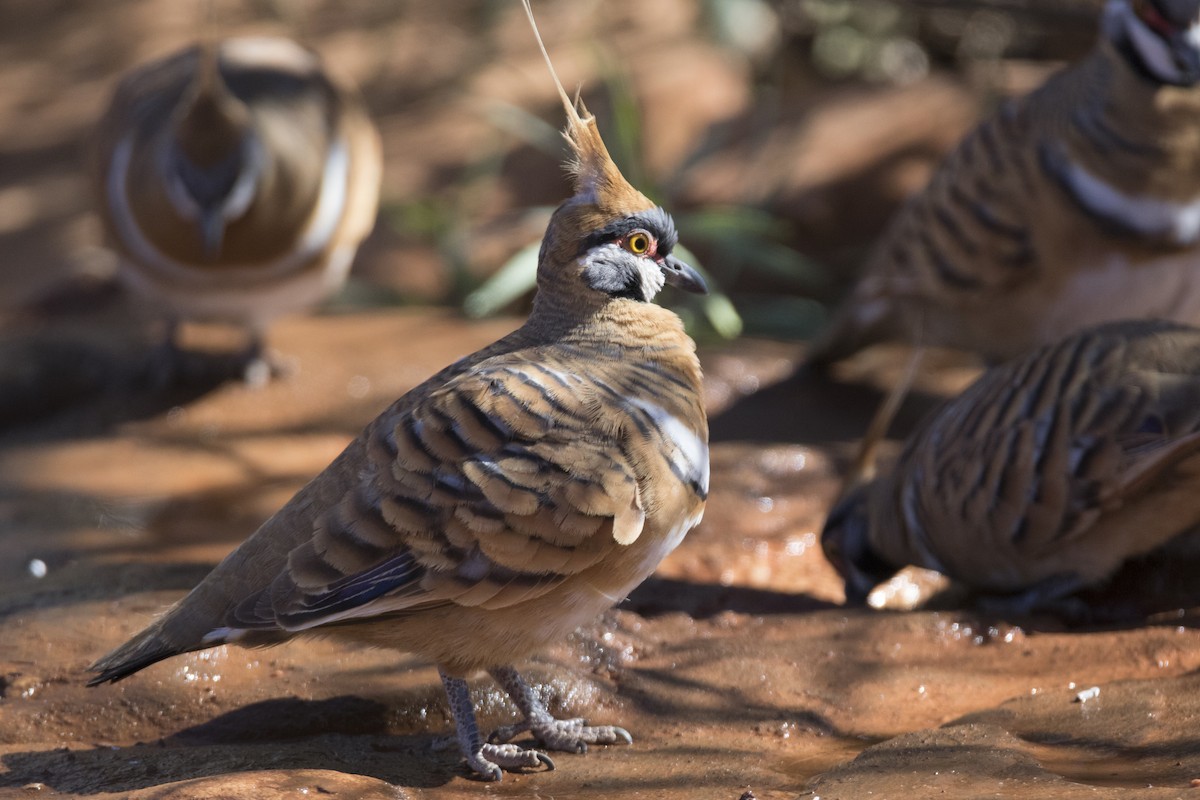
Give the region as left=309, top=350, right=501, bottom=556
left=1107, top=0, right=1200, bottom=85
left=162, top=42, right=264, bottom=259
left=522, top=2, right=707, bottom=308
left=820, top=482, right=898, bottom=606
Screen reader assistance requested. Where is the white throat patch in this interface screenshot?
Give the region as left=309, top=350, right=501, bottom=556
left=638, top=255, right=666, bottom=300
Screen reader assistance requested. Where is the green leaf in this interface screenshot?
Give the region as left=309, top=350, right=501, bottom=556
left=680, top=207, right=828, bottom=288
left=673, top=243, right=743, bottom=339
left=679, top=206, right=788, bottom=240
left=463, top=240, right=540, bottom=318
left=702, top=292, right=744, bottom=339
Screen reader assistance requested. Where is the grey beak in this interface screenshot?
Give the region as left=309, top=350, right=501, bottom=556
left=660, top=254, right=708, bottom=295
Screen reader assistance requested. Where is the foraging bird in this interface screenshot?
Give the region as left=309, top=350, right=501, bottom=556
left=822, top=319, right=1200, bottom=612
left=91, top=36, right=382, bottom=382
left=808, top=0, right=1200, bottom=368
left=88, top=3, right=709, bottom=782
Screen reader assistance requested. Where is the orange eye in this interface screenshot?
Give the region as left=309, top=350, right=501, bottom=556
left=626, top=232, right=652, bottom=255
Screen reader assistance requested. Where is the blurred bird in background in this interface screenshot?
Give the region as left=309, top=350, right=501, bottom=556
left=91, top=36, right=382, bottom=385
left=88, top=1, right=709, bottom=781
left=808, top=0, right=1200, bottom=368
left=823, top=319, right=1200, bottom=615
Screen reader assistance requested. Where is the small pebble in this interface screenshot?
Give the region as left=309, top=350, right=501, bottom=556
left=1073, top=686, right=1101, bottom=703
left=866, top=566, right=950, bottom=610
left=243, top=359, right=272, bottom=389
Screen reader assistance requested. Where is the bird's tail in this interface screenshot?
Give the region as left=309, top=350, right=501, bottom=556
left=87, top=614, right=204, bottom=686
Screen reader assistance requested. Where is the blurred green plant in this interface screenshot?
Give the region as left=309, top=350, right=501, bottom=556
left=800, top=0, right=931, bottom=84
left=377, top=0, right=1090, bottom=342
left=703, top=0, right=782, bottom=62
left=383, top=143, right=512, bottom=303
left=464, top=49, right=828, bottom=343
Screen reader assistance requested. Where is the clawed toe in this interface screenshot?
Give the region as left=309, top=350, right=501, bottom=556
left=603, top=725, right=634, bottom=745
left=488, top=716, right=633, bottom=754
left=486, top=665, right=635, bottom=758
left=467, top=743, right=555, bottom=781
left=530, top=718, right=634, bottom=752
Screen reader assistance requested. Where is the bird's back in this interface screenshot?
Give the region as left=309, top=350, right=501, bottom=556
left=869, top=319, right=1200, bottom=592
left=810, top=33, right=1200, bottom=365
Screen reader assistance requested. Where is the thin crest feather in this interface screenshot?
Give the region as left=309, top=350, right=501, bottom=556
left=521, top=0, right=588, bottom=132
left=520, top=0, right=648, bottom=209
left=194, top=39, right=223, bottom=97
left=195, top=0, right=224, bottom=95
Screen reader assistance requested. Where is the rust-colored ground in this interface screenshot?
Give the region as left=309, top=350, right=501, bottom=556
left=5, top=2, right=1200, bottom=798
left=5, top=306, right=1200, bottom=800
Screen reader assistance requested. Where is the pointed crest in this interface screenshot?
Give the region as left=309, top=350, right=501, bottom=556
left=520, top=0, right=653, bottom=212
left=173, top=41, right=250, bottom=167
left=193, top=39, right=224, bottom=98
left=198, top=0, right=219, bottom=79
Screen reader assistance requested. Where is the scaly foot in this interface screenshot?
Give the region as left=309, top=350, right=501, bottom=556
left=440, top=667, right=555, bottom=781
left=488, top=665, right=633, bottom=754
left=467, top=743, right=555, bottom=782
left=489, top=715, right=632, bottom=753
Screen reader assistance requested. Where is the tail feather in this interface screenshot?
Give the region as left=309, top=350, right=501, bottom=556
left=87, top=435, right=370, bottom=688
left=87, top=616, right=210, bottom=686
left=88, top=643, right=196, bottom=686
left=88, top=625, right=288, bottom=685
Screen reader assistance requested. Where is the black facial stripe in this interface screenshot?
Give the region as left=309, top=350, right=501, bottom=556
left=577, top=207, right=679, bottom=257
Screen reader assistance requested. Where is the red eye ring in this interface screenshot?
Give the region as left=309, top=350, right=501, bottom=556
left=1134, top=0, right=1176, bottom=36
